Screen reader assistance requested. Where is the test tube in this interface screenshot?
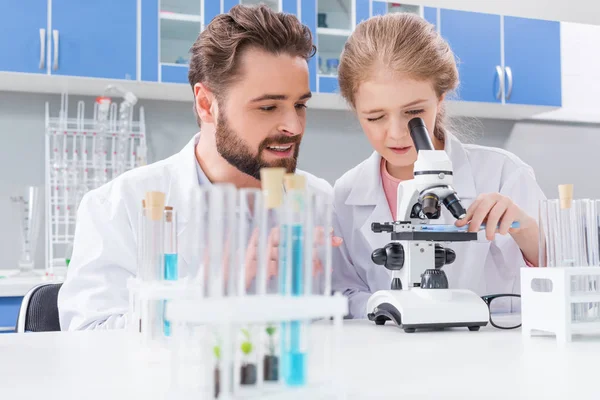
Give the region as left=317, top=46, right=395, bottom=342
left=309, top=191, right=334, bottom=296
left=139, top=192, right=165, bottom=281
left=206, top=183, right=236, bottom=298
left=138, top=191, right=165, bottom=338
left=163, top=206, right=178, bottom=336
left=189, top=186, right=209, bottom=295
left=237, top=189, right=264, bottom=296
left=259, top=167, right=286, bottom=389
left=259, top=168, right=286, bottom=295
left=281, top=173, right=308, bottom=387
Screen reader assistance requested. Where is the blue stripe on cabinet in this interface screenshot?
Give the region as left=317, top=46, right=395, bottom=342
left=318, top=76, right=339, bottom=94
left=372, top=1, right=386, bottom=17
left=301, top=0, right=317, bottom=92
left=282, top=0, right=297, bottom=15
left=141, top=0, right=159, bottom=81
left=161, top=64, right=190, bottom=84
left=355, top=0, right=369, bottom=25
left=424, top=7, right=437, bottom=28
left=224, top=0, right=239, bottom=13
left=205, top=0, right=221, bottom=25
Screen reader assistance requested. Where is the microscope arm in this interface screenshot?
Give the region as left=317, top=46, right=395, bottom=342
left=396, top=180, right=420, bottom=222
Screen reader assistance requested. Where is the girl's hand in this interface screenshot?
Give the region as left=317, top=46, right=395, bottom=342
left=454, top=193, right=534, bottom=241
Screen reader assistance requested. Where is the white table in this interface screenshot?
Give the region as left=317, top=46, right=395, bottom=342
left=1, top=320, right=599, bottom=400
left=0, top=269, right=65, bottom=297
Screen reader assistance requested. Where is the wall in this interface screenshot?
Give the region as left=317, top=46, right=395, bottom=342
left=0, top=91, right=598, bottom=271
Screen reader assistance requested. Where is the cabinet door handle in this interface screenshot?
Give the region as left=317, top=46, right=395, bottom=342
left=52, top=29, right=59, bottom=71
left=495, top=65, right=504, bottom=100
left=39, top=28, right=46, bottom=69
left=505, top=66, right=513, bottom=100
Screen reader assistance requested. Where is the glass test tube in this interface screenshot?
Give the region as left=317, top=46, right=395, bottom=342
left=234, top=189, right=263, bottom=392
left=138, top=191, right=165, bottom=338
left=163, top=206, right=178, bottom=337
left=309, top=191, right=334, bottom=296
left=281, top=174, right=308, bottom=387
left=206, top=183, right=237, bottom=298
left=188, top=186, right=208, bottom=291
left=259, top=168, right=286, bottom=389
left=238, top=189, right=264, bottom=295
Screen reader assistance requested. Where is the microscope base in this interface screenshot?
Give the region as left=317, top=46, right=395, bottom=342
left=366, top=289, right=489, bottom=333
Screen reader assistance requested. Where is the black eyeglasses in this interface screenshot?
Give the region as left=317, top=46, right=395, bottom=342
left=481, top=294, right=521, bottom=330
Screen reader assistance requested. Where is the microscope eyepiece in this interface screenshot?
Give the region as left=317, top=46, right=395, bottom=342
left=408, top=117, right=434, bottom=152
left=442, top=193, right=467, bottom=220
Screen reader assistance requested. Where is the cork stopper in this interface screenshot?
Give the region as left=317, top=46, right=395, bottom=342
left=284, top=174, right=307, bottom=191
left=145, top=191, right=166, bottom=221
left=165, top=206, right=174, bottom=222
left=558, top=184, right=573, bottom=209
left=260, top=168, right=285, bottom=209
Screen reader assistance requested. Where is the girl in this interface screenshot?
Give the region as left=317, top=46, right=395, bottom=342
left=331, top=13, right=546, bottom=319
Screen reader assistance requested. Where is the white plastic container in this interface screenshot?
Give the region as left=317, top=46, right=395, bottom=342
left=521, top=267, right=600, bottom=343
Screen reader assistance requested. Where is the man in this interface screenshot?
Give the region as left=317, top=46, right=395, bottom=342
left=58, top=4, right=338, bottom=330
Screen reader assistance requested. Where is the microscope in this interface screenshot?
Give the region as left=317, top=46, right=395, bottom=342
left=366, top=117, right=490, bottom=333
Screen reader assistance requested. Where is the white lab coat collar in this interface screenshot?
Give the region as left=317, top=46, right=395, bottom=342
left=345, top=131, right=478, bottom=206
left=165, top=133, right=205, bottom=234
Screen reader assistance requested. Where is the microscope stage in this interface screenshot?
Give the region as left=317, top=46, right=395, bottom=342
left=366, top=289, right=490, bottom=333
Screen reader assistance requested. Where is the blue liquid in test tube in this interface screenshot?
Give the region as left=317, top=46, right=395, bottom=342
left=280, top=175, right=307, bottom=386
left=163, top=207, right=178, bottom=336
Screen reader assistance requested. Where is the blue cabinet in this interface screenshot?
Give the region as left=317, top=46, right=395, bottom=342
left=51, top=0, right=137, bottom=80
left=0, top=0, right=48, bottom=74
left=0, top=297, right=23, bottom=334
left=504, top=17, right=562, bottom=106
left=440, top=9, right=502, bottom=103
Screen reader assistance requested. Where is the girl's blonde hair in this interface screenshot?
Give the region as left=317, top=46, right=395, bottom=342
left=338, top=13, right=458, bottom=141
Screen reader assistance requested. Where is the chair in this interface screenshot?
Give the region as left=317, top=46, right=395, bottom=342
left=16, top=283, right=63, bottom=333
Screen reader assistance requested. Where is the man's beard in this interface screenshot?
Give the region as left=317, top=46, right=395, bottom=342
left=215, top=110, right=301, bottom=181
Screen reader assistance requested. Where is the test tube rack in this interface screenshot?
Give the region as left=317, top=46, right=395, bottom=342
left=44, top=92, right=147, bottom=278
left=127, top=280, right=348, bottom=400
left=128, top=181, right=347, bottom=400
left=521, top=267, right=600, bottom=343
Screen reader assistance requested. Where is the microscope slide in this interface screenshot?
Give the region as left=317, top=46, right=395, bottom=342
left=419, top=221, right=520, bottom=232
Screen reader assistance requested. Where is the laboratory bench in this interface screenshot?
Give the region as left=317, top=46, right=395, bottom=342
left=0, top=320, right=598, bottom=399
left=0, top=269, right=65, bottom=333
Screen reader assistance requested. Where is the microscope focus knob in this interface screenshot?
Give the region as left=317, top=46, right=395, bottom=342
left=435, top=244, right=456, bottom=268
left=371, top=243, right=404, bottom=270
left=420, top=269, right=449, bottom=289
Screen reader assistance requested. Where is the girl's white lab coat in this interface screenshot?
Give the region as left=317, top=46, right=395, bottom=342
left=58, top=134, right=333, bottom=330
left=331, top=132, right=546, bottom=319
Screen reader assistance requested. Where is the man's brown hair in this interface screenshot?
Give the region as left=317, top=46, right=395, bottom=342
left=188, top=4, right=316, bottom=103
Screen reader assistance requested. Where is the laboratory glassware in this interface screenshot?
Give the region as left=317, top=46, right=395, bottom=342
left=237, top=189, right=264, bottom=296
left=280, top=173, right=309, bottom=387
left=10, top=186, right=43, bottom=277
left=138, top=191, right=165, bottom=339
left=163, top=206, right=178, bottom=336
left=45, top=90, right=147, bottom=278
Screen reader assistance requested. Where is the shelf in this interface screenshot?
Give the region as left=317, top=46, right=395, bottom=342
left=241, top=0, right=279, bottom=10
left=160, top=0, right=200, bottom=16
left=159, top=11, right=201, bottom=23
left=317, top=27, right=352, bottom=36
left=317, top=0, right=353, bottom=31
left=0, top=72, right=561, bottom=120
